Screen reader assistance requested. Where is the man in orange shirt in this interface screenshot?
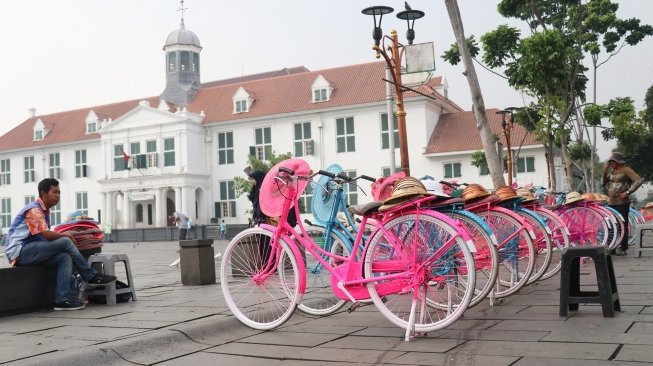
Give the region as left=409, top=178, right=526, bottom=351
left=5, top=179, right=117, bottom=310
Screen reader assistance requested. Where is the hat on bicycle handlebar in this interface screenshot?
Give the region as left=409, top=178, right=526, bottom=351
left=564, top=191, right=585, bottom=205
left=371, top=171, right=407, bottom=201
left=494, top=185, right=520, bottom=203
left=581, top=192, right=596, bottom=202
left=381, top=177, right=434, bottom=208
left=461, top=183, right=492, bottom=202
left=515, top=187, right=537, bottom=204
left=608, top=151, right=626, bottom=164
left=260, top=158, right=311, bottom=217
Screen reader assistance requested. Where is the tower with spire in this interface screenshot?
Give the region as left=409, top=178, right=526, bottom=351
left=160, top=0, right=202, bottom=107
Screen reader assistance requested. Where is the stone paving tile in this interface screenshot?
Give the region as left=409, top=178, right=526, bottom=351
left=157, top=352, right=286, bottom=366
left=387, top=352, right=518, bottom=366
left=350, top=326, right=448, bottom=338
left=71, top=317, right=178, bottom=329
left=104, top=329, right=213, bottom=365
left=0, top=317, right=71, bottom=334
left=437, top=329, right=548, bottom=342
left=451, top=340, right=618, bottom=360
left=0, top=334, right=97, bottom=364
left=15, top=306, right=136, bottom=319
left=1, top=347, right=135, bottom=366
left=543, top=329, right=653, bottom=346
left=238, top=331, right=344, bottom=347
left=30, top=325, right=148, bottom=341
left=488, top=318, right=633, bottom=333
left=207, top=343, right=406, bottom=364
left=277, top=323, right=367, bottom=335
left=169, top=315, right=262, bottom=346
left=615, top=344, right=653, bottom=363
left=321, top=335, right=464, bottom=353
left=512, top=357, right=648, bottom=365
left=101, top=309, right=217, bottom=322
left=627, top=321, right=653, bottom=334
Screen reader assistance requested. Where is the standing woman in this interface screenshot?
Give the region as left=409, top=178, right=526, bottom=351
left=602, top=151, right=644, bottom=256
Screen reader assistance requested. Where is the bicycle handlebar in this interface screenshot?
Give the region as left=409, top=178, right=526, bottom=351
left=279, top=166, right=294, bottom=176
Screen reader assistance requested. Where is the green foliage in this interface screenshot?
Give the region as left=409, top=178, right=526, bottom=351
left=644, top=83, right=653, bottom=130
left=479, top=25, right=520, bottom=68
left=583, top=104, right=603, bottom=126
left=234, top=150, right=293, bottom=197
left=441, top=36, right=480, bottom=66
left=470, top=151, right=488, bottom=168
left=568, top=141, right=592, bottom=162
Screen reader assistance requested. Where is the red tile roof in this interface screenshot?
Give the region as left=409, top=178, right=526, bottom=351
left=0, top=61, right=450, bottom=151
left=424, top=108, right=540, bottom=154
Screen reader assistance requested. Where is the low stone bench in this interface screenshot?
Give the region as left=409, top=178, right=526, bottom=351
left=0, top=266, right=56, bottom=316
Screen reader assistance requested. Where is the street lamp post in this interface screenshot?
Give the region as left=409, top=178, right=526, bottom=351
left=362, top=5, right=425, bottom=177
left=497, top=108, right=517, bottom=187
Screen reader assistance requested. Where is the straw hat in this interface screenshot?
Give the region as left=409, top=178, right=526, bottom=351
left=581, top=192, right=596, bottom=202
left=594, top=194, right=608, bottom=202
left=644, top=202, right=653, bottom=209
left=564, top=191, right=585, bottom=205
left=381, top=176, right=434, bottom=206
left=516, top=187, right=537, bottom=204
left=494, top=185, right=520, bottom=203
left=461, top=183, right=492, bottom=202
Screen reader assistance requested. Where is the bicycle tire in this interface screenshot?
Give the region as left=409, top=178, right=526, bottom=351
left=221, top=227, right=301, bottom=330
left=363, top=213, right=475, bottom=333
left=518, top=209, right=552, bottom=286
left=561, top=206, right=610, bottom=247
left=446, top=210, right=499, bottom=307
left=294, top=226, right=348, bottom=316
left=476, top=209, right=535, bottom=298
left=533, top=207, right=570, bottom=280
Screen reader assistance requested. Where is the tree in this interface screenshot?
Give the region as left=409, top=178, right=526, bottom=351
left=443, top=0, right=505, bottom=188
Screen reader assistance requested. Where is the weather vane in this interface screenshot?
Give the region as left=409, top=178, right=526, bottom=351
left=177, top=0, right=187, bottom=26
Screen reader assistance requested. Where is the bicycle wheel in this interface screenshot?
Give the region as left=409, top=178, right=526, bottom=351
left=563, top=206, right=610, bottom=247
left=628, top=209, right=642, bottom=247
left=363, top=213, right=475, bottom=333
left=446, top=210, right=499, bottom=307
left=533, top=207, right=570, bottom=280
left=221, top=227, right=301, bottom=330
left=295, top=226, right=348, bottom=316
left=518, top=209, right=552, bottom=286
left=476, top=209, right=535, bottom=298
left=599, top=206, right=624, bottom=251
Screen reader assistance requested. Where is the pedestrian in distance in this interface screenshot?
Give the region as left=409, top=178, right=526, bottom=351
left=220, top=220, right=227, bottom=240
left=171, top=211, right=189, bottom=240
left=602, top=151, right=644, bottom=256
left=3, top=178, right=117, bottom=311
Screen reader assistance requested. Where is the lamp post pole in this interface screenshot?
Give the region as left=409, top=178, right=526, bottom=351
left=363, top=5, right=424, bottom=177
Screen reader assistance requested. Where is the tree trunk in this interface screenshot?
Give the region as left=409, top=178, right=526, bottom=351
left=559, top=136, right=575, bottom=191
left=545, top=138, right=556, bottom=191
left=445, top=0, right=506, bottom=188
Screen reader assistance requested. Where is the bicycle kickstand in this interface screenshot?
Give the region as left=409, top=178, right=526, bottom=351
left=405, top=291, right=418, bottom=342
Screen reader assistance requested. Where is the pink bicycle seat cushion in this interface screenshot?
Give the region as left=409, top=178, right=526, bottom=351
left=371, top=171, right=407, bottom=201
left=260, top=158, right=312, bottom=217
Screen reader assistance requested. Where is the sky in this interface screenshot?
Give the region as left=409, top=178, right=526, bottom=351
left=1, top=0, right=652, bottom=160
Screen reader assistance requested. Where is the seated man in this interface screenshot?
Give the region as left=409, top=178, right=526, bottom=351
left=4, top=178, right=116, bottom=311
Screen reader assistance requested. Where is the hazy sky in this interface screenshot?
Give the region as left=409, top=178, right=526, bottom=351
left=1, top=0, right=651, bottom=160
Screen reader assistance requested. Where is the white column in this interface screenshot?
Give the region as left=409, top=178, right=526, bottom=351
left=156, top=187, right=166, bottom=227
left=181, top=186, right=192, bottom=219
left=174, top=187, right=182, bottom=213
left=100, top=192, right=107, bottom=224
left=106, top=191, right=114, bottom=227
left=122, top=191, right=131, bottom=229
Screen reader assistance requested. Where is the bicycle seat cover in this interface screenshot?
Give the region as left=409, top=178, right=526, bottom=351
left=260, top=158, right=311, bottom=217
left=371, top=171, right=406, bottom=201
left=311, top=163, right=344, bottom=225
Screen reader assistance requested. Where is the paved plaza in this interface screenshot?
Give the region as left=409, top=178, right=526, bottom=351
left=2, top=240, right=653, bottom=365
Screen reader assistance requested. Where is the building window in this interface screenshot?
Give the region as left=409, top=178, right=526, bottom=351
left=0, top=159, right=10, bottom=185
left=192, top=52, right=199, bottom=72
left=0, top=198, right=10, bottom=228
left=49, top=153, right=61, bottom=179
left=344, top=170, right=358, bottom=205
left=75, top=192, right=88, bottom=215
left=75, top=150, right=87, bottom=178
left=218, top=132, right=234, bottom=165
left=145, top=140, right=158, bottom=168
left=164, top=138, right=175, bottom=167
left=250, top=127, right=271, bottom=160
left=24, top=156, right=35, bottom=183
left=336, top=117, right=355, bottom=153
left=293, top=122, right=312, bottom=157
left=381, top=113, right=399, bottom=150
left=114, top=145, right=127, bottom=171
left=215, top=180, right=236, bottom=218
left=34, top=130, right=43, bottom=141
left=299, top=182, right=313, bottom=214
left=24, top=195, right=35, bottom=205
left=382, top=167, right=401, bottom=176
left=314, top=88, right=328, bottom=102
left=50, top=202, right=61, bottom=226
left=479, top=164, right=489, bottom=176
left=135, top=204, right=144, bottom=223
left=180, top=51, right=190, bottom=71
left=444, top=162, right=462, bottom=179
left=235, top=100, right=248, bottom=113
left=86, top=121, right=97, bottom=134
left=167, top=52, right=177, bottom=72
left=516, top=156, right=535, bottom=173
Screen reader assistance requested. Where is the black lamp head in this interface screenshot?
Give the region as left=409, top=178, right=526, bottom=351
left=362, top=6, right=394, bottom=47
left=396, top=8, right=425, bottom=45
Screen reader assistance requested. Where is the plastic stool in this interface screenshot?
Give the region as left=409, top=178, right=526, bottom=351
left=559, top=246, right=620, bottom=317
left=86, top=254, right=137, bottom=305
left=635, top=223, right=653, bottom=257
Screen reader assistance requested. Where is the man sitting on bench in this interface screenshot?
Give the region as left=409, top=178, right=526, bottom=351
left=4, top=178, right=117, bottom=311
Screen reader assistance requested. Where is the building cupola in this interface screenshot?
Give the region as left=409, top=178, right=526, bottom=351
left=160, top=0, right=202, bottom=107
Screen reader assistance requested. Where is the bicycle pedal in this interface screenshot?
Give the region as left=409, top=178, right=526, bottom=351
left=347, top=302, right=361, bottom=313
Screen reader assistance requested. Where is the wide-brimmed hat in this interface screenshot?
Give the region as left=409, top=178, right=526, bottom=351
left=494, top=185, right=520, bottom=203
left=581, top=192, right=596, bottom=202
left=594, top=194, right=608, bottom=202
left=644, top=202, right=653, bottom=209
left=608, top=151, right=626, bottom=164
left=515, top=187, right=537, bottom=204
left=564, top=191, right=585, bottom=205
left=461, top=183, right=492, bottom=202
left=382, top=177, right=434, bottom=206
left=420, top=176, right=450, bottom=198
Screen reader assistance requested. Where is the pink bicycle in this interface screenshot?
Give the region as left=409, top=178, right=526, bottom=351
left=220, top=159, right=476, bottom=340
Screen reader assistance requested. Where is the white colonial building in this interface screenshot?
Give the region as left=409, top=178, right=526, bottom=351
left=0, top=20, right=552, bottom=230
